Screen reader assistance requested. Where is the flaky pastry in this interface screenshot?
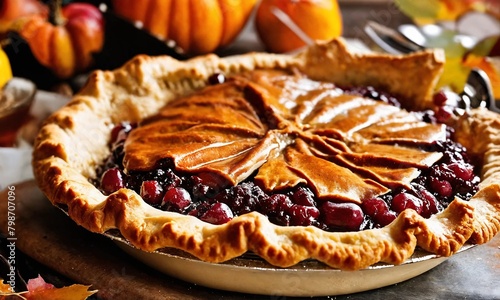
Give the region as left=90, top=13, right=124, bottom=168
left=32, top=38, right=500, bottom=270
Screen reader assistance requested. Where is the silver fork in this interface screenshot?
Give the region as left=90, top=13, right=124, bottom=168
left=461, top=68, right=498, bottom=113
left=364, top=21, right=499, bottom=113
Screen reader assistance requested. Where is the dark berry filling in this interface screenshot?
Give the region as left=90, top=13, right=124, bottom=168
left=343, top=85, right=401, bottom=107
left=92, top=77, right=480, bottom=232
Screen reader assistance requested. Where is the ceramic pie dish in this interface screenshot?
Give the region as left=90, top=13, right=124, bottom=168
left=32, top=38, right=500, bottom=272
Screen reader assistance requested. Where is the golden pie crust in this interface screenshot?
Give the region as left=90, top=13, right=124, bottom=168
left=32, top=38, right=500, bottom=270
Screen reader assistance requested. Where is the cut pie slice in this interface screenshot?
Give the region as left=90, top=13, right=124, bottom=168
left=32, top=38, right=500, bottom=270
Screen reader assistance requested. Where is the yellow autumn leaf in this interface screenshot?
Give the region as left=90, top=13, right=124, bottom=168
left=0, top=280, right=14, bottom=299
left=435, top=0, right=473, bottom=21
left=463, top=35, right=500, bottom=98
left=437, top=54, right=471, bottom=92
left=416, top=27, right=472, bottom=92
left=464, top=55, right=500, bottom=98
left=26, top=284, right=97, bottom=300
left=0, top=280, right=13, bottom=293
left=395, top=1, right=500, bottom=95
left=0, top=275, right=97, bottom=300
left=394, top=0, right=496, bottom=24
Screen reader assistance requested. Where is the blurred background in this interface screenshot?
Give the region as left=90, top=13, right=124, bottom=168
left=0, top=0, right=498, bottom=148
left=1, top=0, right=498, bottom=94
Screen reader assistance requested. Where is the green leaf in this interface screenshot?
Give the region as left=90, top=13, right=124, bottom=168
left=394, top=0, right=441, bottom=20
left=468, top=35, right=500, bottom=57
left=415, top=27, right=471, bottom=91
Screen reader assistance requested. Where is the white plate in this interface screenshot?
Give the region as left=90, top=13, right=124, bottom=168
left=105, top=231, right=474, bottom=297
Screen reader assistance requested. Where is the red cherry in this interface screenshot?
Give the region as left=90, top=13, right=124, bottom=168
left=110, top=122, right=133, bottom=143
left=196, top=172, right=230, bottom=189
left=261, top=194, right=292, bottom=213
left=140, top=180, right=164, bottom=205
left=361, top=197, right=396, bottom=226
left=430, top=178, right=453, bottom=198
left=208, top=73, right=226, bottom=85
left=162, top=187, right=192, bottom=212
left=435, top=106, right=454, bottom=123
left=432, top=90, right=448, bottom=106
left=289, top=204, right=320, bottom=226
left=411, top=184, right=442, bottom=218
left=377, top=210, right=397, bottom=226
left=391, top=192, right=424, bottom=214
left=290, top=186, right=316, bottom=206
left=447, top=162, right=474, bottom=181
left=361, top=197, right=387, bottom=216
left=100, top=168, right=124, bottom=194
left=200, top=202, right=234, bottom=225
left=320, top=202, right=364, bottom=231
left=191, top=173, right=230, bottom=199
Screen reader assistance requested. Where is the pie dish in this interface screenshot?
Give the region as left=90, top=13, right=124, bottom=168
left=32, top=38, right=500, bottom=271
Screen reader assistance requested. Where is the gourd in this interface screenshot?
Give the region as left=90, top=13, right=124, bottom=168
left=0, top=0, right=47, bottom=33
left=15, top=0, right=104, bottom=78
left=111, top=0, right=258, bottom=55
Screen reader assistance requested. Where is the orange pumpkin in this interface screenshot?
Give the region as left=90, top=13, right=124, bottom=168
left=111, top=0, right=258, bottom=55
left=0, top=0, right=47, bottom=33
left=16, top=1, right=104, bottom=79
left=255, top=0, right=343, bottom=53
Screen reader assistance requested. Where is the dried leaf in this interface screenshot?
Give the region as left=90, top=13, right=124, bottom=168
left=0, top=276, right=96, bottom=300
left=26, top=284, right=97, bottom=300
left=0, top=280, right=13, bottom=293
left=395, top=1, right=500, bottom=95
left=0, top=280, right=20, bottom=300
left=23, top=275, right=96, bottom=300
left=26, top=275, right=54, bottom=293
left=0, top=280, right=14, bottom=299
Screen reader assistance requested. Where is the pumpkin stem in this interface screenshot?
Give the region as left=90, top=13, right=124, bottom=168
left=49, top=0, right=64, bottom=26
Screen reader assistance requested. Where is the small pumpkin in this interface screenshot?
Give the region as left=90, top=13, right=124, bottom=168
left=255, top=0, right=343, bottom=53
left=14, top=0, right=104, bottom=79
left=111, top=0, right=258, bottom=55
left=0, top=0, right=47, bottom=33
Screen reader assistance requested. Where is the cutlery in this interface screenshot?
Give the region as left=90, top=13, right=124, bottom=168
left=364, top=20, right=424, bottom=54
left=398, top=23, right=477, bottom=50
left=461, top=69, right=499, bottom=113
left=364, top=21, right=498, bottom=113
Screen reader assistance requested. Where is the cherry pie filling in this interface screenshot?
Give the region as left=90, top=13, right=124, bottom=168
left=93, top=71, right=479, bottom=232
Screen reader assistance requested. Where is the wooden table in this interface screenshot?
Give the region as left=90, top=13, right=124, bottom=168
left=2, top=3, right=499, bottom=299
left=1, top=181, right=499, bottom=299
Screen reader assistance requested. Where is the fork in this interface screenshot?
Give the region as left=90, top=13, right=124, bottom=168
left=364, top=21, right=499, bottom=113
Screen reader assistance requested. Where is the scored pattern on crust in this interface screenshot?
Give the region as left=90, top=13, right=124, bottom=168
left=32, top=39, right=500, bottom=270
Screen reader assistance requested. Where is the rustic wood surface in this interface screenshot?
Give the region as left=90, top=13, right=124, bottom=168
left=1, top=181, right=499, bottom=300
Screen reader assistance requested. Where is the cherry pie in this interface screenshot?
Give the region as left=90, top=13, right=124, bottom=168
left=33, top=39, right=500, bottom=270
